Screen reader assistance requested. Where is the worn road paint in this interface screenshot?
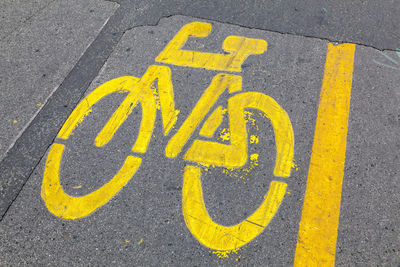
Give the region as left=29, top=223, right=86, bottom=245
left=294, top=43, right=356, bottom=266
left=165, top=74, right=242, bottom=159
left=185, top=92, right=294, bottom=172
left=156, top=22, right=267, bottom=72
left=199, top=106, right=226, bottom=138
left=182, top=165, right=287, bottom=251
left=42, top=21, right=294, bottom=252
left=95, top=65, right=178, bottom=151
left=58, top=76, right=139, bottom=140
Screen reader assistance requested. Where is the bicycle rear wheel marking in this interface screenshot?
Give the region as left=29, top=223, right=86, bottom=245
left=182, top=165, right=287, bottom=251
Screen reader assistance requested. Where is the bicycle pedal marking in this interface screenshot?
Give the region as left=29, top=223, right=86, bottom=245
left=155, top=21, right=267, bottom=72
left=41, top=21, right=295, bottom=253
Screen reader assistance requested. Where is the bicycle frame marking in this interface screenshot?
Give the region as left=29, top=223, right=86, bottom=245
left=41, top=21, right=295, bottom=253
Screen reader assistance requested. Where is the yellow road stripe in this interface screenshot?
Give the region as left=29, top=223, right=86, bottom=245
left=294, top=43, right=356, bottom=266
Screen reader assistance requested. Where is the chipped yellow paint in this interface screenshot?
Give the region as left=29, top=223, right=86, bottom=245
left=199, top=106, right=226, bottom=138
left=182, top=165, right=287, bottom=251
left=185, top=92, right=294, bottom=173
left=125, top=239, right=130, bottom=243
left=212, top=248, right=239, bottom=259
left=221, top=153, right=259, bottom=183
left=156, top=22, right=267, bottom=72
left=291, top=161, right=299, bottom=171
left=235, top=255, right=245, bottom=262
left=36, top=103, right=43, bottom=107
left=166, top=74, right=242, bottom=159
left=249, top=135, right=259, bottom=144
left=218, top=128, right=230, bottom=141
left=72, top=185, right=82, bottom=189
left=150, top=82, right=161, bottom=110
left=244, top=111, right=256, bottom=126
left=250, top=153, right=259, bottom=162
left=13, top=120, right=17, bottom=124
left=294, top=43, right=356, bottom=266
left=138, top=238, right=143, bottom=245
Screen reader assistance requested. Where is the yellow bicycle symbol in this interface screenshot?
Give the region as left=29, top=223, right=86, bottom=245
left=41, top=22, right=294, bottom=252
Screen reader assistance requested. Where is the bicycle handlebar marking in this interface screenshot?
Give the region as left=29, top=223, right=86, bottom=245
left=42, top=21, right=295, bottom=253
left=155, top=22, right=267, bottom=72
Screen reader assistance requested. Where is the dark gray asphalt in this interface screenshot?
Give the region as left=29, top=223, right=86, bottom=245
left=0, top=0, right=399, bottom=265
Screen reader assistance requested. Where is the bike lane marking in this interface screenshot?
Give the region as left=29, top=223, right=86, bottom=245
left=2, top=16, right=373, bottom=265
left=40, top=21, right=298, bottom=253
left=41, top=18, right=357, bottom=262
left=294, top=43, right=356, bottom=266
left=39, top=17, right=329, bottom=259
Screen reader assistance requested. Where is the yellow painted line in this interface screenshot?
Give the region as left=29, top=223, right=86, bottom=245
left=294, top=43, right=356, bottom=266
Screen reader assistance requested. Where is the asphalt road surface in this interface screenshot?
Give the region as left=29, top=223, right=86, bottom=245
left=0, top=1, right=399, bottom=265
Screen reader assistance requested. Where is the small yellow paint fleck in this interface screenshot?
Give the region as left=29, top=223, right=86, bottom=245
left=72, top=185, right=82, bottom=189
left=36, top=103, right=43, bottom=107
left=250, top=135, right=259, bottom=144
left=218, top=128, right=230, bottom=141
left=291, top=161, right=299, bottom=171
left=150, top=82, right=161, bottom=110
left=138, top=238, right=143, bottom=245
left=212, top=248, right=240, bottom=259
left=250, top=153, right=259, bottom=161
left=125, top=239, right=130, bottom=243
left=287, top=191, right=291, bottom=195
left=221, top=154, right=259, bottom=183
left=13, top=120, right=18, bottom=124
left=244, top=111, right=256, bottom=125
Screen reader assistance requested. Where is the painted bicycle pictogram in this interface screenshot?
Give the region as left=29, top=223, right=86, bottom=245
left=41, top=21, right=294, bottom=252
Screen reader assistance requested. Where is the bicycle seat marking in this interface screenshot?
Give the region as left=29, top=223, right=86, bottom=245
left=41, top=21, right=294, bottom=252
